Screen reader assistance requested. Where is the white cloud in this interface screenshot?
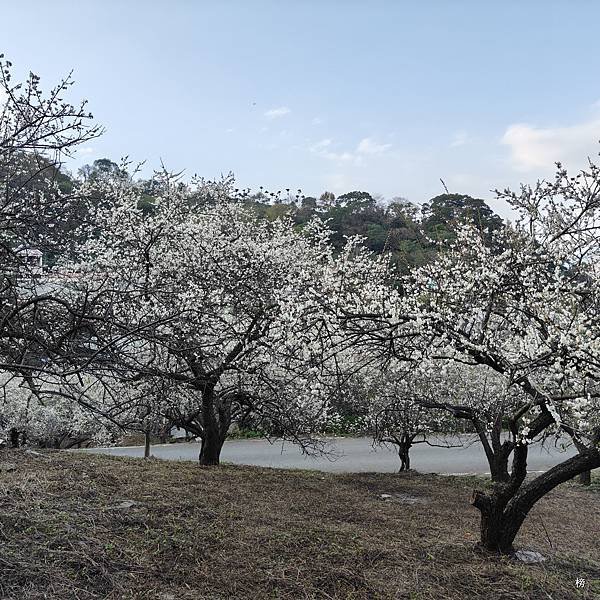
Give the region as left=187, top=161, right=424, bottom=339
left=356, top=137, right=392, bottom=155
left=311, top=138, right=332, bottom=151
left=310, top=136, right=393, bottom=164
left=323, top=150, right=355, bottom=162
left=450, top=131, right=469, bottom=147
left=502, top=119, right=600, bottom=172
left=264, top=106, right=291, bottom=119
left=309, top=138, right=356, bottom=163
left=78, top=146, right=95, bottom=155
left=225, top=128, right=235, bottom=133
left=312, top=117, right=323, bottom=125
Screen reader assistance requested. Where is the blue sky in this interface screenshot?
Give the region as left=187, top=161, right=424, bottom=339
left=3, top=1, right=600, bottom=216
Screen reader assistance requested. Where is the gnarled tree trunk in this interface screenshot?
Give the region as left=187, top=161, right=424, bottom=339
left=472, top=489, right=527, bottom=553
left=473, top=448, right=600, bottom=552
left=198, top=385, right=229, bottom=466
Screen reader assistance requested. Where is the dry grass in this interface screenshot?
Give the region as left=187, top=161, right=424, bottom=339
left=0, top=449, right=598, bottom=599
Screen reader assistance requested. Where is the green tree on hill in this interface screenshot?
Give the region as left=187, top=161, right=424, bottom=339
left=422, top=193, right=504, bottom=244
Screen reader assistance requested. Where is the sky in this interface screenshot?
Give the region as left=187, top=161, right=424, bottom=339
left=3, top=1, right=600, bottom=217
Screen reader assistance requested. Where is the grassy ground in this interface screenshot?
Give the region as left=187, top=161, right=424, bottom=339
left=0, top=450, right=598, bottom=599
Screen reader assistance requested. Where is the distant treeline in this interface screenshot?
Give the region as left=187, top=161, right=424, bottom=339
left=38, top=157, right=507, bottom=273
left=246, top=189, right=505, bottom=273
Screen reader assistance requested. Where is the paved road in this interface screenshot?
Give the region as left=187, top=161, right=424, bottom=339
left=81, top=436, right=579, bottom=475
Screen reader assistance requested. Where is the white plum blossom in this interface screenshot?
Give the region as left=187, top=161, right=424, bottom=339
left=62, top=171, right=396, bottom=464
left=0, top=373, right=116, bottom=448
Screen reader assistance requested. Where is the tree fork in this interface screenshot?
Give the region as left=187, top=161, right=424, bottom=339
left=472, top=448, right=600, bottom=553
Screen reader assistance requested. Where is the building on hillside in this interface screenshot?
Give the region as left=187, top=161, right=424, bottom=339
left=15, top=247, right=44, bottom=277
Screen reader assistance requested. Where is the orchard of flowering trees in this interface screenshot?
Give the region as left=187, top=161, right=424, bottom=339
left=1, top=57, right=599, bottom=556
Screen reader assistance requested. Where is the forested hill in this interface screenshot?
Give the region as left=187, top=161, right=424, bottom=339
left=247, top=189, right=505, bottom=273
left=50, top=158, right=506, bottom=273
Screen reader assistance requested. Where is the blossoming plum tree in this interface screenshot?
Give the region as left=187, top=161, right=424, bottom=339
left=405, top=161, right=600, bottom=552
left=69, top=172, right=396, bottom=464
left=362, top=360, right=484, bottom=472
left=335, top=357, right=446, bottom=471
left=0, top=56, right=102, bottom=382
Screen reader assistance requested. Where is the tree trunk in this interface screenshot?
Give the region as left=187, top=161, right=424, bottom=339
left=488, top=454, right=511, bottom=483
left=398, top=442, right=411, bottom=472
left=198, top=385, right=228, bottom=466
left=9, top=429, right=19, bottom=448
left=578, top=470, right=591, bottom=486
left=474, top=494, right=507, bottom=552
left=472, top=490, right=525, bottom=553
left=473, top=449, right=600, bottom=553
left=479, top=422, right=511, bottom=483
left=144, top=431, right=151, bottom=458
left=199, top=430, right=224, bottom=466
